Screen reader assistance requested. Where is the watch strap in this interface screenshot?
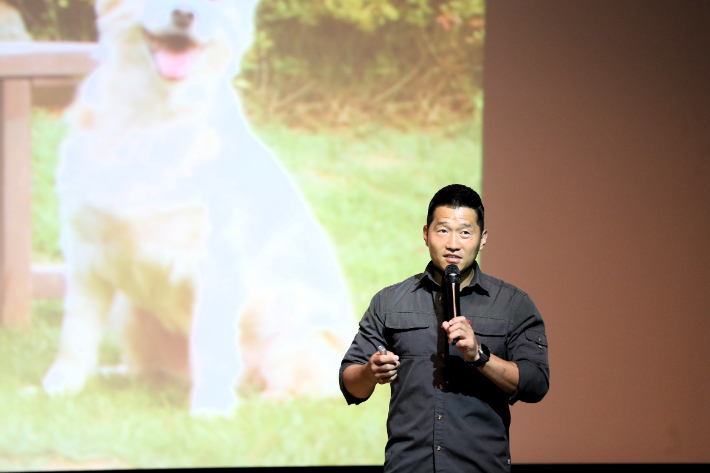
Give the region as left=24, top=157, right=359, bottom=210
left=469, top=343, right=490, bottom=368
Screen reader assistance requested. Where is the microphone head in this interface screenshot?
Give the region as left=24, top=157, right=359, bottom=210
left=444, top=264, right=461, bottom=284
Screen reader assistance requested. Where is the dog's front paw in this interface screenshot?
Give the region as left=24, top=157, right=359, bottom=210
left=189, top=383, right=239, bottom=418
left=42, top=361, right=90, bottom=396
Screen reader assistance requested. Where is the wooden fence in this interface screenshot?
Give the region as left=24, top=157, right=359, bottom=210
left=0, top=41, right=96, bottom=327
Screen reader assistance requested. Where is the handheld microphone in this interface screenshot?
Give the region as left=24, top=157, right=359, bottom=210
left=443, top=264, right=461, bottom=346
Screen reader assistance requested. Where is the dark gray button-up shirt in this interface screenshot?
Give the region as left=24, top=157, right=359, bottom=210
left=339, top=262, right=550, bottom=472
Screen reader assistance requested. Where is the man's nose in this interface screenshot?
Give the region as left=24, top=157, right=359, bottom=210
left=446, top=233, right=461, bottom=250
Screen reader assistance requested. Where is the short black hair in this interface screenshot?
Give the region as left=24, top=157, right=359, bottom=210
left=426, top=184, right=484, bottom=232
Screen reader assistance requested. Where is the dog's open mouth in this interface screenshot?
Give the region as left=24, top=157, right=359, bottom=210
left=144, top=30, right=202, bottom=81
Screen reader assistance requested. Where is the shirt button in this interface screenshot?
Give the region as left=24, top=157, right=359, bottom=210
left=438, top=415, right=442, bottom=420
left=437, top=446, right=442, bottom=451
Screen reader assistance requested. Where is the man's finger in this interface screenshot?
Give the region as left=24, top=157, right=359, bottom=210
left=451, top=317, right=472, bottom=328
left=377, top=369, right=398, bottom=383
left=373, top=353, right=399, bottom=365
left=447, top=323, right=472, bottom=338
left=375, top=358, right=399, bottom=369
left=380, top=372, right=398, bottom=383
left=445, top=320, right=463, bottom=332
left=447, top=327, right=469, bottom=340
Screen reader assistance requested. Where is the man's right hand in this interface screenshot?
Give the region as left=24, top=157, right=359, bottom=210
left=367, top=350, right=400, bottom=384
left=342, top=349, right=400, bottom=399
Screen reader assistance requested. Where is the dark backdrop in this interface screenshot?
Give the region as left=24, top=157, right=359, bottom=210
left=483, top=0, right=710, bottom=464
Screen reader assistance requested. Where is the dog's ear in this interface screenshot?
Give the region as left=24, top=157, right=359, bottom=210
left=95, top=0, right=123, bottom=16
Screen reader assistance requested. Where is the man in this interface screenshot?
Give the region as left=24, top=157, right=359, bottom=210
left=340, top=184, right=549, bottom=472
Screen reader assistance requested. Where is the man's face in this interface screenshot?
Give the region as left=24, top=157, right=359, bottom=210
left=423, top=206, right=487, bottom=275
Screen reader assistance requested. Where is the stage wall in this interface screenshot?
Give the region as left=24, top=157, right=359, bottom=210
left=483, top=0, right=710, bottom=464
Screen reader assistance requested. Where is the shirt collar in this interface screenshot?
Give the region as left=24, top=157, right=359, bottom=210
left=422, top=261, right=490, bottom=296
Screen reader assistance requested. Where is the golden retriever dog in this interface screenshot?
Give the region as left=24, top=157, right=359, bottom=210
left=42, top=0, right=354, bottom=416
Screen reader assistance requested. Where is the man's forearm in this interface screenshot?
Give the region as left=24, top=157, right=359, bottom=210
left=477, top=355, right=519, bottom=394
left=342, top=363, right=377, bottom=400
left=442, top=317, right=520, bottom=394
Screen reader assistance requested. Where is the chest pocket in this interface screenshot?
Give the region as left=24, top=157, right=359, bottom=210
left=470, top=317, right=509, bottom=359
left=384, top=311, right=436, bottom=358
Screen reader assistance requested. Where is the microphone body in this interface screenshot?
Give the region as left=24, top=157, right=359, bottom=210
left=443, top=264, right=461, bottom=346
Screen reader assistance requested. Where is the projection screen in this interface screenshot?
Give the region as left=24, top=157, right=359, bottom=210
left=0, top=0, right=485, bottom=468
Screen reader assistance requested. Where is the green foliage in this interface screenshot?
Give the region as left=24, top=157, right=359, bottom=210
left=7, top=0, right=96, bottom=41
left=258, top=0, right=484, bottom=31
left=241, top=0, right=485, bottom=127
left=9, top=0, right=484, bottom=128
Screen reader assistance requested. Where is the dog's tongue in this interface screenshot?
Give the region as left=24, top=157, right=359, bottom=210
left=154, top=48, right=200, bottom=80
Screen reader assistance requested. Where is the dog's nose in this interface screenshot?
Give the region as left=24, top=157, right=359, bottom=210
left=172, top=8, right=194, bottom=29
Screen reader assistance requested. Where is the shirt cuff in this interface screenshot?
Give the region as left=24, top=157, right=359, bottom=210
left=507, top=359, right=549, bottom=405
left=339, top=362, right=371, bottom=405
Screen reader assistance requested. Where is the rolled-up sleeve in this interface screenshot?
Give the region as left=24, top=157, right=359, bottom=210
left=339, top=292, right=387, bottom=405
left=506, top=292, right=550, bottom=404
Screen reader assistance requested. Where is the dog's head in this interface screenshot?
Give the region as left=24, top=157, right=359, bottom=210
left=94, top=0, right=258, bottom=84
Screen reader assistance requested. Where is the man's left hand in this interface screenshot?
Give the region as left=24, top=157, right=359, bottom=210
left=442, top=316, right=479, bottom=362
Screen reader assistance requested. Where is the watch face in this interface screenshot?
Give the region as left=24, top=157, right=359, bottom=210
left=468, top=344, right=490, bottom=368
left=476, top=344, right=490, bottom=366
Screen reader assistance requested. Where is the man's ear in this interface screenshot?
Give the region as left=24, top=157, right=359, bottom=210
left=423, top=225, right=429, bottom=247
left=479, top=229, right=488, bottom=250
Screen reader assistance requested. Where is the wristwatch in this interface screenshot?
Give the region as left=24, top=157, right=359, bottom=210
left=468, top=343, right=490, bottom=368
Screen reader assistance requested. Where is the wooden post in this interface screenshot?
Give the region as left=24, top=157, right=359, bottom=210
left=0, top=43, right=97, bottom=325
left=0, top=78, right=32, bottom=327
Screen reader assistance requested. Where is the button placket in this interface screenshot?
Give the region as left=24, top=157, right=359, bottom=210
left=433, top=377, right=446, bottom=460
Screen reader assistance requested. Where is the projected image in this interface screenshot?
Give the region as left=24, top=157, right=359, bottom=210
left=0, top=0, right=484, bottom=469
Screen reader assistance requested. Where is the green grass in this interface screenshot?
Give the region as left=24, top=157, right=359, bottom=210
left=0, top=109, right=481, bottom=470
left=0, top=303, right=389, bottom=469
left=31, top=109, right=65, bottom=264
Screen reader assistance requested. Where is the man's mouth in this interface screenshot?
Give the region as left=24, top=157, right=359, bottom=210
left=444, top=254, right=462, bottom=263
left=144, top=30, right=202, bottom=81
